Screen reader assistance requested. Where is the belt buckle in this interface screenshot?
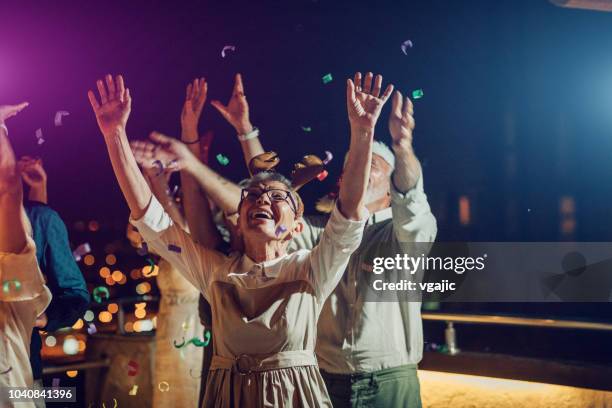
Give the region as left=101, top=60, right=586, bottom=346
left=235, top=354, right=253, bottom=376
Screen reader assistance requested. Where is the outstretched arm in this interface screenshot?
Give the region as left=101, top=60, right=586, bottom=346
left=389, top=91, right=421, bottom=192
left=88, top=74, right=152, bottom=220
left=180, top=78, right=222, bottom=247
left=0, top=102, right=30, bottom=254
left=339, top=72, right=394, bottom=220
left=211, top=73, right=265, bottom=171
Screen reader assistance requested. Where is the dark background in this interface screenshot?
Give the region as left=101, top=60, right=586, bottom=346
left=1, top=0, right=612, bottom=319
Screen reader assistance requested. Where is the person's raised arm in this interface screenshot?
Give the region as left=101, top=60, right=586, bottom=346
left=0, top=102, right=29, bottom=254
left=389, top=91, right=421, bottom=192
left=339, top=72, right=394, bottom=221
left=18, top=156, right=48, bottom=204
left=179, top=78, right=222, bottom=247
left=131, top=134, right=242, bottom=217
left=88, top=74, right=152, bottom=220
left=211, top=73, right=265, bottom=171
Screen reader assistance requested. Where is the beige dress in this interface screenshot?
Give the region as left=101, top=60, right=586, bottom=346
left=0, top=240, right=51, bottom=408
left=131, top=197, right=366, bottom=407
left=153, top=258, right=205, bottom=408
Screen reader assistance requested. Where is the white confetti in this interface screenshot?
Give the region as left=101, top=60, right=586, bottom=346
left=54, top=111, right=70, bottom=126
left=221, top=45, right=236, bottom=58
left=401, top=39, right=413, bottom=55
left=35, top=128, right=45, bottom=145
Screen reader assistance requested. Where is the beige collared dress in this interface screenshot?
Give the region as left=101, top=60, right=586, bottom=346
left=0, top=240, right=52, bottom=408
left=131, top=197, right=367, bottom=407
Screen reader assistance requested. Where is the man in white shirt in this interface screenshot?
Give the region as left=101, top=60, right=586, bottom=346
left=289, top=78, right=437, bottom=407
left=0, top=103, right=52, bottom=408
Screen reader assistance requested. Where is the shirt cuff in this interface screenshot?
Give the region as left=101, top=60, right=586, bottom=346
left=326, top=203, right=369, bottom=248
left=0, top=239, right=51, bottom=310
left=129, top=195, right=172, bottom=237
left=390, top=171, right=425, bottom=205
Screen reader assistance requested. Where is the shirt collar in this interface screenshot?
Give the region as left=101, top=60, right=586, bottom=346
left=367, top=207, right=392, bottom=225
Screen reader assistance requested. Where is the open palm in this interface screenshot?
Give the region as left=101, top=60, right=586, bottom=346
left=88, top=74, right=131, bottom=136
left=181, top=77, right=207, bottom=132
left=388, top=91, right=415, bottom=148
left=347, top=72, right=394, bottom=130
left=210, top=73, right=252, bottom=134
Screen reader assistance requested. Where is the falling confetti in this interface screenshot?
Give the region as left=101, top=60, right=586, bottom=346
left=136, top=242, right=149, bottom=256
left=275, top=225, right=287, bottom=236
left=158, top=382, right=170, bottom=392
left=143, top=258, right=157, bottom=277
left=92, top=286, right=110, bottom=303
left=127, top=360, right=139, bottom=376
left=322, top=73, right=333, bottom=84
left=401, top=39, right=413, bottom=55
left=301, top=126, right=312, bottom=132
left=35, top=128, right=45, bottom=145
left=2, top=279, right=22, bottom=294
left=54, top=111, right=70, bottom=126
left=322, top=150, right=333, bottom=165
left=204, top=330, right=211, bottom=346
left=168, top=244, right=181, bottom=253
left=52, top=378, right=60, bottom=388
left=412, top=89, right=424, bottom=99
left=216, top=154, right=230, bottom=166
left=129, top=385, right=138, bottom=396
left=72, top=242, right=92, bottom=262
left=87, top=323, right=97, bottom=335
left=174, top=336, right=208, bottom=349
left=221, top=45, right=236, bottom=58
left=316, top=170, right=329, bottom=181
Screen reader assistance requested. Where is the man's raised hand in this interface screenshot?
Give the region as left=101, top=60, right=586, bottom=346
left=88, top=74, right=131, bottom=137
left=389, top=91, right=415, bottom=151
left=346, top=72, right=394, bottom=132
left=210, top=73, right=253, bottom=135
left=181, top=77, right=208, bottom=134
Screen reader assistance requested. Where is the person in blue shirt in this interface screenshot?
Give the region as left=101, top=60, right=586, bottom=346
left=18, top=156, right=90, bottom=393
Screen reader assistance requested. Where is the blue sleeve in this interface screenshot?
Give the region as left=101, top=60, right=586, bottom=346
left=41, top=210, right=90, bottom=331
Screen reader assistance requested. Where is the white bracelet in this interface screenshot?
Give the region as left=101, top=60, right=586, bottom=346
left=237, top=127, right=259, bottom=142
left=0, top=123, right=7, bottom=136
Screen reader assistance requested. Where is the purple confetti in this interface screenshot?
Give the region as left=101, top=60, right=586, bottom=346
left=54, top=111, right=70, bottom=127
left=168, top=244, right=182, bottom=253
left=401, top=39, right=413, bottom=55
left=221, top=45, right=236, bottom=58
left=322, top=150, right=333, bottom=165
left=275, top=225, right=287, bottom=236
left=136, top=242, right=149, bottom=256
left=72, top=243, right=91, bottom=262
left=35, top=128, right=45, bottom=145
left=87, top=323, right=97, bottom=335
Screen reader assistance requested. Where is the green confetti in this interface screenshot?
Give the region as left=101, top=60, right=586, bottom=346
left=301, top=126, right=312, bottom=132
left=412, top=89, right=424, bottom=99
left=216, top=154, right=230, bottom=166
left=322, top=73, right=333, bottom=84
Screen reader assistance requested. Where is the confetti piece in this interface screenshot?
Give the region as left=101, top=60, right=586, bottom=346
left=322, top=73, right=333, bottom=84
left=158, top=382, right=170, bottom=392
left=173, top=337, right=186, bottom=348
left=72, top=242, right=91, bottom=262
left=127, top=360, right=139, bottom=376
left=275, top=225, right=287, bottom=236
left=2, top=279, right=22, bottom=294
left=143, top=258, right=157, bottom=277
left=129, top=385, right=138, bottom=396
left=54, top=111, right=70, bottom=126
left=174, top=336, right=208, bottom=349
left=221, top=45, right=236, bottom=58
left=204, top=330, right=211, bottom=346
left=52, top=378, right=60, bottom=388
left=87, top=323, right=97, bottom=335
left=216, top=154, right=229, bottom=166
left=0, top=367, right=12, bottom=375
left=412, top=89, right=424, bottom=99
left=401, top=39, right=413, bottom=55
left=152, top=160, right=164, bottom=176
left=92, top=286, right=110, bottom=303
left=35, top=128, right=45, bottom=145
left=136, top=242, right=148, bottom=256
left=316, top=170, right=329, bottom=181
left=322, top=150, right=333, bottom=165
left=301, top=126, right=312, bottom=132
left=168, top=244, right=182, bottom=253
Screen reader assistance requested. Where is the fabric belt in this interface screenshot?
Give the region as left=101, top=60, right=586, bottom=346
left=210, top=350, right=318, bottom=375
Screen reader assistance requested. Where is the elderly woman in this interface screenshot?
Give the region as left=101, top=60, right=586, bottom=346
left=88, top=73, right=393, bottom=407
